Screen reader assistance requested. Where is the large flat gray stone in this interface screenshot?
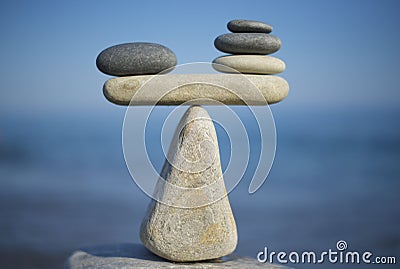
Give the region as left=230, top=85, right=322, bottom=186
left=65, top=243, right=292, bottom=268
left=103, top=74, right=289, bottom=106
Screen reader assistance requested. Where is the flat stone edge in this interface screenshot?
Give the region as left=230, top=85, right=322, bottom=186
left=65, top=244, right=293, bottom=269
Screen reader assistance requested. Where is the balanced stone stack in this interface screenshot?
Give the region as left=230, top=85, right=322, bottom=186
left=97, top=34, right=288, bottom=106
left=213, top=20, right=286, bottom=77
left=67, top=22, right=291, bottom=268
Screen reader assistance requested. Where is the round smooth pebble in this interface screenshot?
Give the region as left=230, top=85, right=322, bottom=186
left=96, top=42, right=177, bottom=76
left=228, top=19, right=273, bottom=33
left=212, top=55, right=285, bottom=74
left=214, top=33, right=281, bottom=55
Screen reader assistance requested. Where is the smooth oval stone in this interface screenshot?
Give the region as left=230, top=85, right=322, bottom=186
left=96, top=42, right=177, bottom=76
left=228, top=19, right=273, bottom=33
left=213, top=55, right=285, bottom=74
left=103, top=74, right=289, bottom=106
left=214, top=33, right=281, bottom=55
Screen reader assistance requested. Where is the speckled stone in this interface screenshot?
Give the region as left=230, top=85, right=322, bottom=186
left=228, top=19, right=273, bottom=33
left=140, top=106, right=237, bottom=262
left=103, top=74, right=289, bottom=106
left=213, top=55, right=285, bottom=74
left=65, top=243, right=293, bottom=268
left=96, top=42, right=177, bottom=76
left=214, top=33, right=281, bottom=55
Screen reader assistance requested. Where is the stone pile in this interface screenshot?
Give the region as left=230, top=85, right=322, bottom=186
left=213, top=19, right=286, bottom=75
left=67, top=20, right=291, bottom=268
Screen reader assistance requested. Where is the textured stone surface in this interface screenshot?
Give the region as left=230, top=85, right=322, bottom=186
left=140, top=106, right=237, bottom=262
left=66, top=243, right=292, bottom=268
left=103, top=74, right=289, bottom=106
left=96, top=42, right=177, bottom=76
left=214, top=33, right=281, bottom=55
left=228, top=19, right=273, bottom=33
left=213, top=55, right=285, bottom=74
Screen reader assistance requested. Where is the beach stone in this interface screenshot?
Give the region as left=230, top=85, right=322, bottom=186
left=228, top=19, right=273, bottom=33
left=103, top=74, right=289, bottom=106
left=96, top=42, right=177, bottom=76
left=214, top=33, right=281, bottom=55
left=140, top=106, right=237, bottom=262
left=213, top=55, right=285, bottom=74
left=65, top=243, right=292, bottom=268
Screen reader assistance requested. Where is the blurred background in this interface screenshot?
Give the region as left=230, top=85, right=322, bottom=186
left=0, top=0, right=399, bottom=268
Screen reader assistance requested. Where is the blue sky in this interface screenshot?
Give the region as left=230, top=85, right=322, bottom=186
left=1, top=0, right=400, bottom=115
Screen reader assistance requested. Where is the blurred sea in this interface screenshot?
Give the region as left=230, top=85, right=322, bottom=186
left=0, top=106, right=399, bottom=269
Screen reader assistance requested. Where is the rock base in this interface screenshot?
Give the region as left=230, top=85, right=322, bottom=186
left=140, top=106, right=237, bottom=261
left=65, top=243, right=292, bottom=269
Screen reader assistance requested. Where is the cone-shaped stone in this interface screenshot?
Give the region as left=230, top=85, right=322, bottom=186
left=140, top=105, right=237, bottom=262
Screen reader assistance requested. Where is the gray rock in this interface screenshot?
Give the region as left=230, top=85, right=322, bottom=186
left=228, top=19, right=273, bottom=33
left=96, top=42, right=177, bottom=76
left=214, top=33, right=281, bottom=55
left=65, top=243, right=293, bottom=268
left=213, top=55, right=285, bottom=74
left=103, top=74, right=289, bottom=106
left=140, top=106, right=237, bottom=262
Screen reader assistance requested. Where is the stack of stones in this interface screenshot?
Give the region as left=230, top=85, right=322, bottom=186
left=96, top=42, right=177, bottom=76
left=67, top=28, right=290, bottom=269
left=213, top=19, right=285, bottom=76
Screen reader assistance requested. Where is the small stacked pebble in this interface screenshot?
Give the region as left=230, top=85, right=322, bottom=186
left=213, top=19, right=286, bottom=75
left=96, top=42, right=177, bottom=76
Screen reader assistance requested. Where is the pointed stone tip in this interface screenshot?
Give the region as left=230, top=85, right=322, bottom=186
left=182, top=105, right=211, bottom=122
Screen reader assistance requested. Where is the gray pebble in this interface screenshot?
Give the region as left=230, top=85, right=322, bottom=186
left=228, top=19, right=273, bottom=33
left=96, top=42, right=177, bottom=76
left=214, top=33, right=281, bottom=55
